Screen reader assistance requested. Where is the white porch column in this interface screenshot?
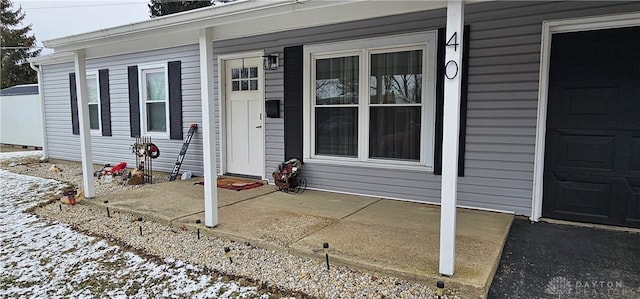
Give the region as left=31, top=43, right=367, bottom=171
left=74, top=49, right=95, bottom=198
left=439, top=0, right=464, bottom=276
left=199, top=27, right=219, bottom=227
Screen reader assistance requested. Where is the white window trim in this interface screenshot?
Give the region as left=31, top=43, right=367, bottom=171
left=138, top=62, right=170, bottom=139
left=303, top=31, right=437, bottom=170
left=86, top=71, right=101, bottom=136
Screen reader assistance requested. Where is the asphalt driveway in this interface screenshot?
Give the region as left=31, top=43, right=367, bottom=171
left=488, top=219, right=640, bottom=299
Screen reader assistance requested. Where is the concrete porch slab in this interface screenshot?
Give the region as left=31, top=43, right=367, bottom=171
left=96, top=178, right=275, bottom=223
left=173, top=190, right=380, bottom=248
left=242, top=190, right=380, bottom=218
left=290, top=200, right=513, bottom=298
left=176, top=207, right=334, bottom=249
left=87, top=179, right=512, bottom=298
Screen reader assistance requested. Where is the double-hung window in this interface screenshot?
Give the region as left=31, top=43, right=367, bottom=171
left=314, top=54, right=359, bottom=157
left=304, top=32, right=436, bottom=169
left=86, top=73, right=100, bottom=131
left=140, top=64, right=169, bottom=137
left=369, top=49, right=423, bottom=161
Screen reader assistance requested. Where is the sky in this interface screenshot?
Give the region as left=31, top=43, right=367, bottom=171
left=12, top=0, right=151, bottom=55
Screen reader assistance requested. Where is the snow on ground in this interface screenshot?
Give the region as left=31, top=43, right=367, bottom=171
left=0, top=151, right=264, bottom=298
left=0, top=150, right=43, bottom=162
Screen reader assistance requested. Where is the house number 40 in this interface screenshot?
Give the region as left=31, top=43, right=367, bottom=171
left=445, top=32, right=459, bottom=80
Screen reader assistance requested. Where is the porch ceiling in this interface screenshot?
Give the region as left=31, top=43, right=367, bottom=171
left=35, top=0, right=461, bottom=62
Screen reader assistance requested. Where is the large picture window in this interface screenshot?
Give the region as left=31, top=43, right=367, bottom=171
left=140, top=66, right=168, bottom=136
left=86, top=74, right=100, bottom=131
left=305, top=32, right=436, bottom=168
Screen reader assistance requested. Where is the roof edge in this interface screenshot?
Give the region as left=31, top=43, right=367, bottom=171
left=28, top=52, right=74, bottom=65
left=42, top=0, right=295, bottom=49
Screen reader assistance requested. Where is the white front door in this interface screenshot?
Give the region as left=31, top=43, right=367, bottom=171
left=225, top=57, right=264, bottom=177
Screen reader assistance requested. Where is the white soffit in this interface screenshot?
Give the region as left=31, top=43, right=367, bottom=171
left=42, top=0, right=448, bottom=59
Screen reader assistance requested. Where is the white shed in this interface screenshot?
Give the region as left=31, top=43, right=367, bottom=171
left=0, top=84, right=44, bottom=147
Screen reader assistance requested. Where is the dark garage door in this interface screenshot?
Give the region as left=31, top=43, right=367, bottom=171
left=543, top=26, right=640, bottom=228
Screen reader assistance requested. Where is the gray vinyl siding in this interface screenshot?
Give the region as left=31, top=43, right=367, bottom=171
left=460, top=0, right=640, bottom=214
left=263, top=49, right=285, bottom=177
left=209, top=1, right=640, bottom=216
left=40, top=1, right=640, bottom=216
left=41, top=45, right=212, bottom=175
left=42, top=61, right=75, bottom=159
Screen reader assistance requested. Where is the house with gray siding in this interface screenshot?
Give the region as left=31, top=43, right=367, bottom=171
left=30, top=0, right=639, bottom=275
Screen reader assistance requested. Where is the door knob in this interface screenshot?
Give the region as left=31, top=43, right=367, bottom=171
left=256, top=125, right=262, bottom=128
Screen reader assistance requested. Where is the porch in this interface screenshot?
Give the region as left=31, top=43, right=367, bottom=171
left=90, top=178, right=513, bottom=298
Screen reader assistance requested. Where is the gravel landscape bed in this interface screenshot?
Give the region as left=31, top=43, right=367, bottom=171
left=1, top=151, right=448, bottom=298
left=0, top=158, right=270, bottom=298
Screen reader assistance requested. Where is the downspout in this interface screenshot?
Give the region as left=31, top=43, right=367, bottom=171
left=29, top=62, right=49, bottom=159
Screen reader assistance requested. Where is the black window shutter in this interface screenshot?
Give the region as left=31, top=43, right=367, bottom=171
left=434, top=25, right=470, bottom=177
left=168, top=61, right=183, bottom=140
left=284, top=46, right=304, bottom=162
left=128, top=66, right=140, bottom=138
left=458, top=25, right=470, bottom=177
left=99, top=69, right=112, bottom=136
left=433, top=29, right=445, bottom=175
left=69, top=72, right=80, bottom=135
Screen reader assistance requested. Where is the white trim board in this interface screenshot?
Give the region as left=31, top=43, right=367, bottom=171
left=530, top=12, right=640, bottom=222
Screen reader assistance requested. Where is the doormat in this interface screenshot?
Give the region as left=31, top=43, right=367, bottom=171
left=216, top=177, right=264, bottom=191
